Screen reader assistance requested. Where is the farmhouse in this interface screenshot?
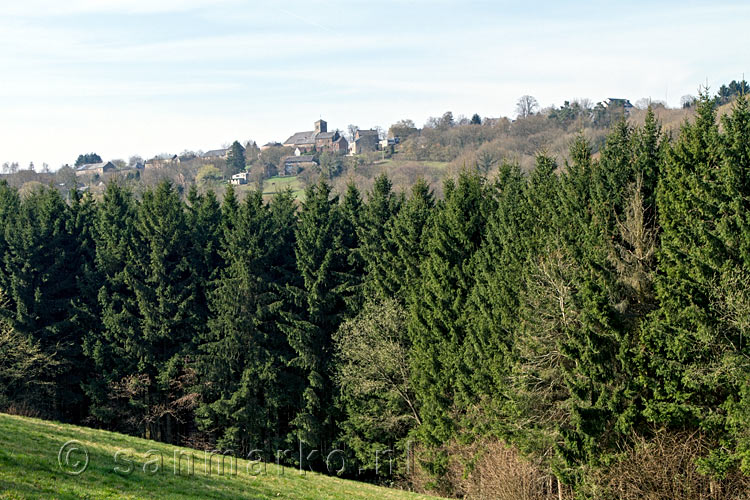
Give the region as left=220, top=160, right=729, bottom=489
left=351, top=129, right=379, bottom=154
left=202, top=148, right=229, bottom=160
left=231, top=172, right=250, bottom=185
left=281, top=155, right=317, bottom=176
left=603, top=98, right=634, bottom=113
left=145, top=155, right=177, bottom=169
left=75, top=161, right=116, bottom=176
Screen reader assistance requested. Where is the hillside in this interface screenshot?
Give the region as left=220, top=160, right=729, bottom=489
left=0, top=101, right=711, bottom=204
left=0, top=413, right=442, bottom=500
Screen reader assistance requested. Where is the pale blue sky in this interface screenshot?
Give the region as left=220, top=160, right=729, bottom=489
left=1, top=0, right=747, bottom=168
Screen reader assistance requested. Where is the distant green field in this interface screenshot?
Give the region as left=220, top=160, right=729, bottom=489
left=0, top=413, right=442, bottom=500
left=263, top=176, right=305, bottom=198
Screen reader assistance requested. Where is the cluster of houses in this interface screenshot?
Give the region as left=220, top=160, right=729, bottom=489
left=75, top=117, right=396, bottom=184
left=279, top=118, right=395, bottom=158
left=74, top=161, right=140, bottom=177
left=227, top=119, right=395, bottom=185
left=75, top=148, right=232, bottom=177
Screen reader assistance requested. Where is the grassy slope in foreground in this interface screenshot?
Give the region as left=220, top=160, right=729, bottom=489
left=0, top=413, right=441, bottom=500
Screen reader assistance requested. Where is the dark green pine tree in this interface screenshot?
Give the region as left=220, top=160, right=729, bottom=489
left=220, top=184, right=240, bottom=244
left=409, top=169, right=489, bottom=455
left=633, top=106, right=666, bottom=218
left=592, top=119, right=635, bottom=232
left=462, top=162, right=528, bottom=418
left=186, top=185, right=222, bottom=338
left=127, top=180, right=200, bottom=442
left=607, top=114, right=664, bottom=436
left=557, top=135, right=594, bottom=256
left=66, top=189, right=100, bottom=416
left=265, top=189, right=306, bottom=448
left=198, top=189, right=301, bottom=455
left=225, top=141, right=246, bottom=177
left=388, top=178, right=435, bottom=304
left=707, top=94, right=750, bottom=473
left=2, top=187, right=86, bottom=419
left=358, top=173, right=402, bottom=299
left=83, top=182, right=140, bottom=429
left=0, top=180, right=20, bottom=297
left=338, top=182, right=365, bottom=311
left=284, top=179, right=349, bottom=453
left=643, top=92, right=728, bottom=433
left=268, top=188, right=300, bottom=293
left=719, top=94, right=750, bottom=268
left=556, top=123, right=643, bottom=479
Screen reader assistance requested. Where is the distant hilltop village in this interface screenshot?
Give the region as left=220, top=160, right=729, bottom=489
left=136, top=117, right=396, bottom=183
left=70, top=97, right=645, bottom=181
left=129, top=118, right=391, bottom=177
left=45, top=116, right=401, bottom=192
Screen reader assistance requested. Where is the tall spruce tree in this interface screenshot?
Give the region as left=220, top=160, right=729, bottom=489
left=186, top=186, right=222, bottom=340
left=644, top=92, right=728, bottom=434
left=633, top=107, right=665, bottom=218
left=225, top=141, right=246, bottom=177
left=0, top=181, right=20, bottom=298
left=705, top=94, right=750, bottom=473
left=339, top=182, right=365, bottom=311
left=409, top=170, right=489, bottom=456
left=359, top=174, right=402, bottom=299
left=463, top=162, right=527, bottom=421
left=505, top=153, right=575, bottom=480
left=198, top=189, right=301, bottom=455
left=127, top=181, right=200, bottom=441
left=388, top=178, right=434, bottom=303
left=2, top=187, right=85, bottom=419
left=284, top=179, right=349, bottom=454
left=84, top=182, right=140, bottom=429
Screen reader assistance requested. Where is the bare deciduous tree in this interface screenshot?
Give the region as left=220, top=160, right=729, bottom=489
left=634, top=98, right=652, bottom=110
left=347, top=124, right=359, bottom=142
left=516, top=95, right=539, bottom=118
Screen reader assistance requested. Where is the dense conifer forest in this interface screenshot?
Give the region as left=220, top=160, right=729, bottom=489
left=3, top=94, right=750, bottom=498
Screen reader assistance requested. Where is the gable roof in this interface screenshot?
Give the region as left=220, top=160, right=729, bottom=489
left=202, top=148, right=228, bottom=158
left=315, top=131, right=337, bottom=140
left=284, top=155, right=316, bottom=163
left=76, top=161, right=114, bottom=172
left=284, top=131, right=316, bottom=145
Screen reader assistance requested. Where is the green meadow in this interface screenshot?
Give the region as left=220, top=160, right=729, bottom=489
left=0, top=413, right=442, bottom=500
